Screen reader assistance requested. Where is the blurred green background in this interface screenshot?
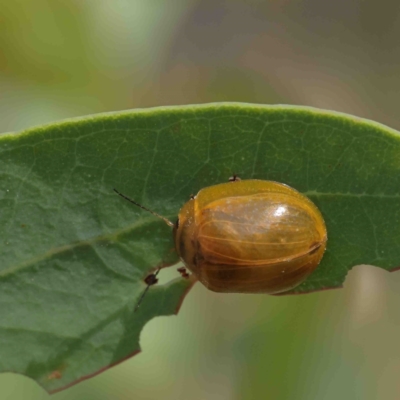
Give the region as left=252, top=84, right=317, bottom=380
left=2, top=0, right=400, bottom=399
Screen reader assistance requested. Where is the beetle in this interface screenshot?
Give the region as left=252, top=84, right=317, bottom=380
left=114, top=178, right=327, bottom=304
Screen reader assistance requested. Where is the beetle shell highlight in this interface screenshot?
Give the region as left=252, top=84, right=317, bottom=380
left=173, top=180, right=327, bottom=294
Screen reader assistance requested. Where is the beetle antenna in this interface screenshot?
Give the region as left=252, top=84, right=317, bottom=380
left=114, top=188, right=174, bottom=227
left=135, top=268, right=161, bottom=311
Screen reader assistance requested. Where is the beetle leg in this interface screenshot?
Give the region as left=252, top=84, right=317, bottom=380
left=177, top=267, right=190, bottom=279
left=135, top=268, right=161, bottom=311
left=229, top=174, right=241, bottom=182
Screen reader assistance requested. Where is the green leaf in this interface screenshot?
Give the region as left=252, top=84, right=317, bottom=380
left=1, top=103, right=400, bottom=392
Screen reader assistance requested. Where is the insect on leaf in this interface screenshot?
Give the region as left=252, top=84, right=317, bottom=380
left=1, top=103, right=400, bottom=392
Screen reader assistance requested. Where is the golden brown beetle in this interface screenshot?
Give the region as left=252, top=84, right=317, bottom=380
left=115, top=179, right=327, bottom=301
left=173, top=179, right=327, bottom=294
